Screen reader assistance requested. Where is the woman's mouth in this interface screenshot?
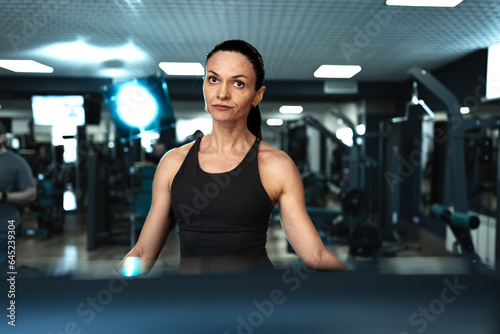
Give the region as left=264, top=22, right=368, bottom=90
left=212, top=104, right=233, bottom=111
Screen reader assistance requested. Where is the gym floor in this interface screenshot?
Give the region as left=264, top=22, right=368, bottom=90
left=14, top=211, right=473, bottom=280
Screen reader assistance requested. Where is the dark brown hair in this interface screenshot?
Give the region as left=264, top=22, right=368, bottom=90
left=205, top=40, right=265, bottom=140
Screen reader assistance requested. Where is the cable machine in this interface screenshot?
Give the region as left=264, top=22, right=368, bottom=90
left=379, top=82, right=433, bottom=256
left=408, top=67, right=500, bottom=266
left=283, top=112, right=381, bottom=260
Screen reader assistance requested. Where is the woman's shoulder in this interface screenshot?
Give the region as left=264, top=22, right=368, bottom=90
left=257, top=141, right=301, bottom=201
left=156, top=141, right=196, bottom=177
left=162, top=140, right=195, bottom=162
left=258, top=141, right=297, bottom=171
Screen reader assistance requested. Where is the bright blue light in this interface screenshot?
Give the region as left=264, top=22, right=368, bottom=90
left=101, top=74, right=175, bottom=140
left=122, top=257, right=142, bottom=277
left=116, top=83, right=158, bottom=128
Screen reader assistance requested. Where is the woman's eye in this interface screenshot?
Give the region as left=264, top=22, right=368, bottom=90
left=234, top=81, right=244, bottom=88
left=209, top=77, right=218, bottom=83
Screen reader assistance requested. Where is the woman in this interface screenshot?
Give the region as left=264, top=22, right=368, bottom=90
left=119, top=40, right=348, bottom=274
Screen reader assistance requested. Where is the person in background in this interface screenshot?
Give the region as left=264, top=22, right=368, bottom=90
left=0, top=121, right=37, bottom=268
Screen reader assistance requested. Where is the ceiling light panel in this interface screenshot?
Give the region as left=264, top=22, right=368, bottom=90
left=314, top=65, right=361, bottom=79
left=279, top=105, right=303, bottom=114
left=159, top=62, right=204, bottom=76
left=386, top=0, right=463, bottom=7
left=0, top=60, right=53, bottom=73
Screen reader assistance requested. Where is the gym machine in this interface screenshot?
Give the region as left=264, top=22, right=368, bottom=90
left=430, top=203, right=480, bottom=263
left=408, top=67, right=500, bottom=267
left=304, top=114, right=381, bottom=258
left=497, top=138, right=500, bottom=271
left=24, top=145, right=67, bottom=239
left=379, top=82, right=433, bottom=256
left=302, top=114, right=362, bottom=192
left=87, top=149, right=111, bottom=250
left=282, top=113, right=381, bottom=259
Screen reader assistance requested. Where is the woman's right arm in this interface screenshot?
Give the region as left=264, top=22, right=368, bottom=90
left=117, top=149, right=183, bottom=275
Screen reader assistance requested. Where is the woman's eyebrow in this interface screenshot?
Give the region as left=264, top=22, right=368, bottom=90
left=207, top=70, right=248, bottom=79
left=232, top=74, right=248, bottom=79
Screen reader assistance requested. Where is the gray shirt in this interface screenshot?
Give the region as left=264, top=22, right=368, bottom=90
left=0, top=150, right=35, bottom=229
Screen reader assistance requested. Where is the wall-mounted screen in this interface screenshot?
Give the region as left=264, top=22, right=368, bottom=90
left=486, top=43, right=500, bottom=101
left=32, top=95, right=85, bottom=126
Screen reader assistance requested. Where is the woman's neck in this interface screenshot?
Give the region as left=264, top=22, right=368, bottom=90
left=204, top=122, right=255, bottom=154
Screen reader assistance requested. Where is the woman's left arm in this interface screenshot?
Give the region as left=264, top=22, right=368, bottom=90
left=274, top=153, right=348, bottom=271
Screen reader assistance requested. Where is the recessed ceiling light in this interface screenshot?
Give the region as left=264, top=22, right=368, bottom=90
left=38, top=40, right=146, bottom=62
left=386, top=0, right=463, bottom=7
left=314, top=65, right=361, bottom=79
left=159, top=62, right=204, bottom=76
left=279, top=105, right=303, bottom=114
left=356, top=124, right=366, bottom=135
left=460, top=107, right=470, bottom=114
left=266, top=119, right=283, bottom=126
left=0, top=60, right=53, bottom=73
left=336, top=127, right=354, bottom=147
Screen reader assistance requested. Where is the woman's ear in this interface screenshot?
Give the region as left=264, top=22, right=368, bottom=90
left=253, top=85, right=266, bottom=106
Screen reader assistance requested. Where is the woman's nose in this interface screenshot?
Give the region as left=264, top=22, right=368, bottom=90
left=217, top=83, right=230, bottom=100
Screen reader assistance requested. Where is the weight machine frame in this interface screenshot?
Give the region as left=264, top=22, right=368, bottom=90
left=408, top=67, right=500, bottom=265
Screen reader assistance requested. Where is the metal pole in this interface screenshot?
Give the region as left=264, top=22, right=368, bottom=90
left=408, top=67, right=468, bottom=212
left=496, top=136, right=500, bottom=270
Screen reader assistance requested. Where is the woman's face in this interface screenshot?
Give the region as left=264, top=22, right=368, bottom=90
left=203, top=51, right=265, bottom=125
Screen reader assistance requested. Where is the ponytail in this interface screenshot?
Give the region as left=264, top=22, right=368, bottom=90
left=247, top=105, right=262, bottom=140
